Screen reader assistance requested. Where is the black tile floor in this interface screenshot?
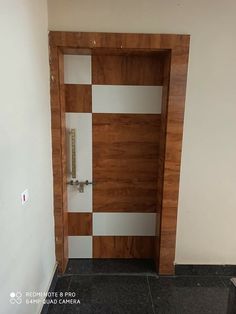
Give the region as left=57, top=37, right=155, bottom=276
left=46, top=260, right=231, bottom=314
left=65, top=259, right=156, bottom=275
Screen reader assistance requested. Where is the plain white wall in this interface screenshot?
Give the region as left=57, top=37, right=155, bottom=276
left=48, top=0, right=236, bottom=265
left=0, top=1, right=56, bottom=313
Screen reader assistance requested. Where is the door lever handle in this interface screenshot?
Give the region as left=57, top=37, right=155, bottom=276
left=67, top=179, right=94, bottom=193
left=67, top=180, right=94, bottom=185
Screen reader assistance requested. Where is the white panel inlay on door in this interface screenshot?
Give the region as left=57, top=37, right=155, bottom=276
left=64, top=55, right=91, bottom=84
left=66, top=113, right=92, bottom=212
left=92, top=85, right=162, bottom=113
left=68, top=236, right=92, bottom=258
left=93, top=213, right=156, bottom=236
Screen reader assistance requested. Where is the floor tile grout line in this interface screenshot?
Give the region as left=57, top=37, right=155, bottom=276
left=48, top=273, right=231, bottom=314
left=64, top=273, right=234, bottom=278
left=146, top=276, right=156, bottom=314
left=62, top=272, right=159, bottom=277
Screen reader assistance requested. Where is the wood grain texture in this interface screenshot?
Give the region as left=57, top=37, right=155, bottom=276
left=92, top=55, right=164, bottom=85
left=68, top=213, right=92, bottom=236
left=158, top=50, right=190, bottom=274
left=93, top=236, right=155, bottom=258
left=50, top=46, right=68, bottom=273
left=49, top=31, right=190, bottom=274
left=61, top=47, right=92, bottom=55
left=93, top=114, right=160, bottom=212
left=49, top=32, right=190, bottom=52
left=65, top=84, right=92, bottom=112
left=61, top=47, right=167, bottom=56
left=155, top=54, right=171, bottom=268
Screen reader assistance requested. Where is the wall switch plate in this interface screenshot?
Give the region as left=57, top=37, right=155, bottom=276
left=21, top=189, right=29, bottom=205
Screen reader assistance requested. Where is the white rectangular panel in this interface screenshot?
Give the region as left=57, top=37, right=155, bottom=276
left=93, top=213, right=156, bottom=236
left=92, top=85, right=162, bottom=113
left=156, top=213, right=160, bottom=235
left=68, top=236, right=92, bottom=258
left=64, top=55, right=91, bottom=84
left=66, top=113, right=92, bottom=212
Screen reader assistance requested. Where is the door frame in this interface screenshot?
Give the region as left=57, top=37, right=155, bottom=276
left=49, top=31, right=190, bottom=274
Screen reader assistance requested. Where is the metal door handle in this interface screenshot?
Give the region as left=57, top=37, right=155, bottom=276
left=67, top=180, right=94, bottom=186
left=67, top=179, right=94, bottom=193
left=84, top=180, right=94, bottom=186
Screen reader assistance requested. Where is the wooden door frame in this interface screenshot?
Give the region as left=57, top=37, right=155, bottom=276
left=49, top=31, right=190, bottom=274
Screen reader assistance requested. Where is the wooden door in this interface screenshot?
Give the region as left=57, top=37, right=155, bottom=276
left=93, top=113, right=161, bottom=258
left=65, top=53, right=163, bottom=260
left=49, top=32, right=190, bottom=274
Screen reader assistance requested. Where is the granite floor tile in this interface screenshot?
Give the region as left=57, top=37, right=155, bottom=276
left=65, top=259, right=156, bottom=274
left=148, top=276, right=230, bottom=314
left=47, top=275, right=154, bottom=314
left=46, top=273, right=232, bottom=314
left=227, top=278, right=236, bottom=314
left=220, top=276, right=233, bottom=288
left=69, top=275, right=153, bottom=309
left=47, top=276, right=71, bottom=314
left=175, top=265, right=236, bottom=277
left=63, top=303, right=154, bottom=314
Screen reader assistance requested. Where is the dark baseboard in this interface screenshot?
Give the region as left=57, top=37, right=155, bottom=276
left=175, top=264, right=236, bottom=276
left=40, top=265, right=58, bottom=314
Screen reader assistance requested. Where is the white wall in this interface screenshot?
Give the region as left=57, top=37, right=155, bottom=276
left=0, top=1, right=55, bottom=313
left=48, top=0, right=236, bottom=265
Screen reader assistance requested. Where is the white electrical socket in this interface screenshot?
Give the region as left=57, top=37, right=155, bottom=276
left=21, top=189, right=29, bottom=205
